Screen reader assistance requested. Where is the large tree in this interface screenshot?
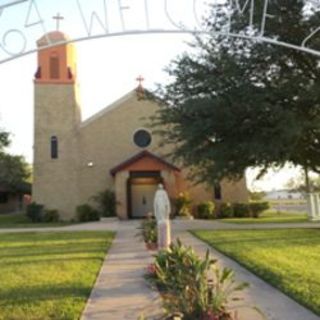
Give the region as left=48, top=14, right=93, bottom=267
left=0, top=129, right=30, bottom=190
left=153, top=0, right=320, bottom=185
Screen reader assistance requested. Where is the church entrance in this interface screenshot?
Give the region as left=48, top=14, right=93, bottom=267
left=128, top=172, right=162, bottom=219
left=111, top=151, right=181, bottom=219
left=131, top=181, right=158, bottom=218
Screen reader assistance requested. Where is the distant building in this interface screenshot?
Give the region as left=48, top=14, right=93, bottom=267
left=264, top=190, right=305, bottom=201
left=0, top=183, right=32, bottom=214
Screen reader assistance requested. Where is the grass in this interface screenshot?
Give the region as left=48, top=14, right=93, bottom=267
left=220, top=210, right=309, bottom=224
left=0, top=231, right=114, bottom=320
left=193, top=229, right=320, bottom=315
left=0, top=213, right=74, bottom=228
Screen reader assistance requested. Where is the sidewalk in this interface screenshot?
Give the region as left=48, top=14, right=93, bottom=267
left=0, top=218, right=318, bottom=234
left=81, top=228, right=162, bottom=320
left=176, top=231, right=320, bottom=320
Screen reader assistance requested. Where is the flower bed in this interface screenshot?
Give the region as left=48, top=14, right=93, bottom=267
left=138, top=217, right=158, bottom=250
left=145, top=239, right=249, bottom=320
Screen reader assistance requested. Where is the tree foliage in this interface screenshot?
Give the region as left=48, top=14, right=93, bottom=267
left=249, top=191, right=266, bottom=201
left=0, top=129, right=30, bottom=190
left=152, top=1, right=320, bottom=184
left=92, top=189, right=117, bottom=217
left=0, top=131, right=10, bottom=151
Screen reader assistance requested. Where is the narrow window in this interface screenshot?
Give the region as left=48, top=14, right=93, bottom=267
left=214, top=184, right=222, bottom=200
left=51, top=136, right=58, bottom=159
left=50, top=54, right=60, bottom=79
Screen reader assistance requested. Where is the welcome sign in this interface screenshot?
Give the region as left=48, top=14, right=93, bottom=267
left=0, top=0, right=320, bottom=64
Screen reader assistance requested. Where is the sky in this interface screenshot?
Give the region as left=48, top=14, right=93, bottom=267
left=0, top=0, right=304, bottom=191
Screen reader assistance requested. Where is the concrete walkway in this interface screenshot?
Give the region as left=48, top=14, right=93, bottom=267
left=0, top=218, right=319, bottom=234
left=81, top=226, right=162, bottom=320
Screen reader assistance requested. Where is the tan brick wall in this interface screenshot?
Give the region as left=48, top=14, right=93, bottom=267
left=33, top=84, right=81, bottom=219
left=77, top=93, right=163, bottom=207
left=221, top=178, right=249, bottom=203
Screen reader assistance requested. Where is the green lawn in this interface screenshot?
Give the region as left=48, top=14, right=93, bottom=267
left=0, top=231, right=114, bottom=320
left=220, top=210, right=309, bottom=224
left=193, top=229, right=320, bottom=315
left=0, top=213, right=74, bottom=228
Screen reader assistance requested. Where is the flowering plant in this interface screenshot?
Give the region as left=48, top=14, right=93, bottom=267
left=145, top=239, right=249, bottom=320
left=137, top=218, right=157, bottom=246
left=146, top=263, right=156, bottom=276
left=175, top=192, right=192, bottom=217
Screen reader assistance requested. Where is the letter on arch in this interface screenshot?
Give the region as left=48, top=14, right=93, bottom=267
left=77, top=0, right=109, bottom=36
left=233, top=0, right=255, bottom=26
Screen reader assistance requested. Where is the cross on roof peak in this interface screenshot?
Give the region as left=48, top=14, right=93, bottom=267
left=136, top=75, right=145, bottom=87
left=136, top=75, right=145, bottom=99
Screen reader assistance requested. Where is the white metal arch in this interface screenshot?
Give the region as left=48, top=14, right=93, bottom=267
left=1, top=0, right=320, bottom=65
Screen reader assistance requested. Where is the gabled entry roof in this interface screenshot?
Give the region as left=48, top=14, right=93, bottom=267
left=110, top=150, right=180, bottom=176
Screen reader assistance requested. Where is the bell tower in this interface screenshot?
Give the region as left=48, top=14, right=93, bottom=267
left=33, top=31, right=82, bottom=219
left=35, top=31, right=77, bottom=85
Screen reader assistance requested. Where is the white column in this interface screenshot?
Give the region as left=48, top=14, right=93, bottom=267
left=115, top=171, right=130, bottom=220
left=307, top=193, right=320, bottom=221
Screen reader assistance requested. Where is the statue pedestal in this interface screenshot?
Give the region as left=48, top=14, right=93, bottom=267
left=158, top=220, right=171, bottom=250
left=307, top=193, right=320, bottom=221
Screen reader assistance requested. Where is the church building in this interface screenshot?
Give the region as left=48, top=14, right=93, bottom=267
left=33, top=31, right=248, bottom=220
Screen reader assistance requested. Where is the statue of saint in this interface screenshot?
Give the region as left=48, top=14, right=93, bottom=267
left=153, top=184, right=171, bottom=250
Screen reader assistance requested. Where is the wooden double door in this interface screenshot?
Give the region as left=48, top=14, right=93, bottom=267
left=129, top=172, right=162, bottom=218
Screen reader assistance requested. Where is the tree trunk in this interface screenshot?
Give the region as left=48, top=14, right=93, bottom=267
left=304, top=166, right=311, bottom=193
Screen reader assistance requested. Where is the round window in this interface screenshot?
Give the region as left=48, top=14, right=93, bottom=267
left=133, top=129, right=152, bottom=148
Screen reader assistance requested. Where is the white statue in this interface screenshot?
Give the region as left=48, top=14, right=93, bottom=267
left=154, top=184, right=171, bottom=249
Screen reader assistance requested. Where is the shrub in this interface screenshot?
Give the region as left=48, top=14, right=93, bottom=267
left=139, top=217, right=157, bottom=245
left=175, top=192, right=192, bottom=217
left=233, top=203, right=250, bottom=218
left=249, top=201, right=270, bottom=218
left=146, top=239, right=248, bottom=319
left=218, top=203, right=234, bottom=219
left=92, top=189, right=117, bottom=217
left=147, top=239, right=212, bottom=296
left=26, top=202, right=44, bottom=222
left=76, top=204, right=100, bottom=222
left=197, top=201, right=215, bottom=219
left=43, top=209, right=60, bottom=222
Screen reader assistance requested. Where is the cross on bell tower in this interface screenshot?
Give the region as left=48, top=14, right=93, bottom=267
left=53, top=13, right=64, bottom=31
